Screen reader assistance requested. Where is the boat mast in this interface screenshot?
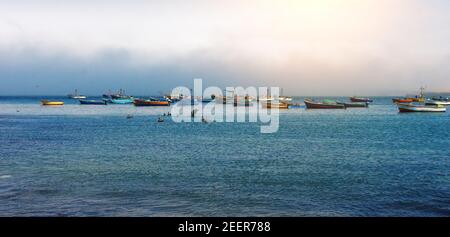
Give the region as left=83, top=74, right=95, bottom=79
left=419, top=86, right=425, bottom=98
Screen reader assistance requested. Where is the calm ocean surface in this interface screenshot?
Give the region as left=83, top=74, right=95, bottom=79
left=0, top=96, right=449, bottom=216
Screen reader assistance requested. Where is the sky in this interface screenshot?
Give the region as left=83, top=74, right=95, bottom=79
left=0, top=0, right=449, bottom=96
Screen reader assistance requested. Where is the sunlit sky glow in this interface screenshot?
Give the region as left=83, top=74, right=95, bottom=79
left=1, top=0, right=449, bottom=95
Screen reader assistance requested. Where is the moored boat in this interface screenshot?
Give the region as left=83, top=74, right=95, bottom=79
left=257, top=97, right=274, bottom=102
left=337, top=102, right=369, bottom=108
left=41, top=100, right=64, bottom=106
left=350, top=96, right=373, bottom=103
left=261, top=102, right=289, bottom=109
left=279, top=96, right=293, bottom=103
left=67, top=89, right=86, bottom=99
left=393, top=87, right=427, bottom=104
left=202, top=95, right=216, bottom=103
left=431, top=96, right=449, bottom=102
left=288, top=103, right=304, bottom=109
left=133, top=98, right=170, bottom=106
left=110, top=98, right=134, bottom=104
left=392, top=98, right=414, bottom=104
left=397, top=103, right=446, bottom=113
left=425, top=100, right=450, bottom=106
left=234, top=96, right=254, bottom=106
left=410, top=87, right=426, bottom=102
left=304, top=99, right=346, bottom=109
left=79, top=99, right=107, bottom=105
left=202, top=98, right=215, bottom=103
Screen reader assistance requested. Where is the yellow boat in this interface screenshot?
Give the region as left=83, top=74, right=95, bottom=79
left=41, top=100, right=64, bottom=106
left=407, top=87, right=426, bottom=103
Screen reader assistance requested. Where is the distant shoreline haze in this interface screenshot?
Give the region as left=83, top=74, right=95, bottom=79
left=1, top=93, right=449, bottom=98
left=1, top=1, right=450, bottom=96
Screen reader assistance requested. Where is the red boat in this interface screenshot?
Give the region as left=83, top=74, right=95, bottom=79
left=350, top=97, right=373, bottom=103
left=304, top=99, right=346, bottom=109
left=133, top=99, right=170, bottom=106
left=392, top=98, right=413, bottom=104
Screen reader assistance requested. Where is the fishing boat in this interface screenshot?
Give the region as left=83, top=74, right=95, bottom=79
left=110, top=98, right=134, bottom=104
left=425, top=100, right=450, bottom=106
left=350, top=97, right=373, bottom=103
left=304, top=99, right=346, bottom=109
left=234, top=96, right=254, bottom=106
left=258, top=96, right=274, bottom=102
left=215, top=95, right=233, bottom=104
left=431, top=96, right=450, bottom=102
left=133, top=98, right=170, bottom=106
left=287, top=103, right=304, bottom=109
left=392, top=98, right=414, bottom=104
left=397, top=103, right=446, bottom=113
left=393, top=87, right=427, bottom=104
left=279, top=96, right=293, bottom=103
left=103, top=89, right=134, bottom=102
left=110, top=89, right=130, bottom=99
left=409, top=87, right=426, bottom=102
left=202, top=98, right=215, bottom=103
left=67, top=89, right=86, bottom=99
left=258, top=96, right=288, bottom=102
left=41, top=100, right=64, bottom=106
left=261, top=102, right=289, bottom=109
left=165, top=95, right=181, bottom=102
left=337, top=102, right=369, bottom=108
left=79, top=99, right=107, bottom=105
left=202, top=94, right=216, bottom=103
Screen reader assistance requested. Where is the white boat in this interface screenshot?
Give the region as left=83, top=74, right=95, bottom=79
left=258, top=97, right=274, bottom=102
left=258, top=96, right=291, bottom=103
left=397, top=103, right=446, bottom=113
left=279, top=96, right=293, bottom=102
left=68, top=89, right=86, bottom=99
left=425, top=100, right=450, bottom=106
left=261, top=101, right=289, bottom=109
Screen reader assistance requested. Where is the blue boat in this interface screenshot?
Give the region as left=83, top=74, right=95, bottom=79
left=79, top=99, right=107, bottom=105
left=110, top=98, right=134, bottom=104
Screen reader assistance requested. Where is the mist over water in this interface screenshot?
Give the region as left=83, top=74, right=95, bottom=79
left=1, top=0, right=450, bottom=96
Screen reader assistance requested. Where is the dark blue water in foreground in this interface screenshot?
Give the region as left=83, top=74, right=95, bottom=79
left=0, top=96, right=449, bottom=216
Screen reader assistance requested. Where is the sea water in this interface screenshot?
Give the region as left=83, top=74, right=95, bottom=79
left=0, top=96, right=449, bottom=216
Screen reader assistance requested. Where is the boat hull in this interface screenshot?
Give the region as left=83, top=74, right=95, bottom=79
left=350, top=97, right=373, bottom=103
left=304, top=100, right=345, bottom=109
left=425, top=100, right=450, bottom=106
left=79, top=100, right=107, bottom=105
left=397, top=104, right=446, bottom=113
left=110, top=99, right=134, bottom=104
left=133, top=99, right=170, bottom=106
left=393, top=98, right=413, bottom=104
left=338, top=102, right=368, bottom=108
left=202, top=99, right=215, bottom=103
left=262, top=102, right=289, bottom=109
left=69, top=96, right=87, bottom=99
left=41, top=100, right=64, bottom=106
